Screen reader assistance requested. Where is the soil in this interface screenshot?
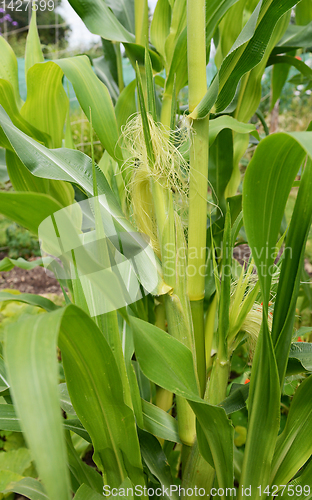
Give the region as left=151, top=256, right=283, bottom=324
left=0, top=253, right=62, bottom=295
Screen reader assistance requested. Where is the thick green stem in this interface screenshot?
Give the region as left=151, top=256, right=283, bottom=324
left=135, top=0, right=149, bottom=46
left=205, top=294, right=217, bottom=369
left=191, top=300, right=206, bottom=397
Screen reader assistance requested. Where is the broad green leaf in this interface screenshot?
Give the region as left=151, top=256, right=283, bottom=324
left=206, top=0, right=242, bottom=43
left=271, top=374, right=312, bottom=487
left=138, top=430, right=177, bottom=500
left=5, top=311, right=72, bottom=500
left=0, top=257, right=46, bottom=273
left=115, top=79, right=136, bottom=131
left=296, top=0, right=312, bottom=25
left=164, top=0, right=186, bottom=70
left=5, top=305, right=146, bottom=496
left=0, top=448, right=31, bottom=476
left=25, top=9, right=44, bottom=77
left=288, top=342, right=312, bottom=372
left=22, top=62, right=69, bottom=149
left=0, top=79, right=50, bottom=150
left=243, top=132, right=312, bottom=305
left=131, top=317, right=234, bottom=499
left=65, top=431, right=103, bottom=494
left=55, top=56, right=122, bottom=163
left=192, top=0, right=298, bottom=118
left=234, top=10, right=290, bottom=123
left=0, top=37, right=22, bottom=108
left=0, top=403, right=91, bottom=442
left=274, top=459, right=312, bottom=499
left=209, top=115, right=259, bottom=145
left=141, top=399, right=180, bottom=443
left=93, top=54, right=119, bottom=103
left=124, top=44, right=163, bottom=74
left=238, top=320, right=280, bottom=500
left=74, top=484, right=104, bottom=500
left=0, top=107, right=168, bottom=297
left=241, top=131, right=312, bottom=500
left=165, top=27, right=188, bottom=95
left=209, top=129, right=233, bottom=214
left=64, top=419, right=91, bottom=442
left=219, top=384, right=249, bottom=414
left=268, top=54, right=312, bottom=81
left=59, top=383, right=76, bottom=415
left=0, top=471, right=24, bottom=492
left=214, top=0, right=245, bottom=68
left=0, top=149, right=8, bottom=183
left=0, top=292, right=59, bottom=312
left=274, top=20, right=312, bottom=52
left=271, top=62, right=291, bottom=110
left=4, top=477, right=48, bottom=500
left=0, top=191, right=63, bottom=235
left=150, top=0, right=171, bottom=60
left=68, top=0, right=135, bottom=42
left=59, top=306, right=145, bottom=488
left=272, top=158, right=312, bottom=384
left=102, top=0, right=135, bottom=33
left=5, top=151, right=74, bottom=208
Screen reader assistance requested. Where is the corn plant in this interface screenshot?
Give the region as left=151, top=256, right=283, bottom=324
left=1, top=1, right=312, bottom=499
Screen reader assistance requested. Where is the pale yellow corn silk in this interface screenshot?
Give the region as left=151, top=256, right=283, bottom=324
left=120, top=113, right=190, bottom=253
left=228, top=265, right=276, bottom=357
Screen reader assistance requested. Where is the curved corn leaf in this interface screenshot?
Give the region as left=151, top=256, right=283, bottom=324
left=0, top=403, right=91, bottom=442
left=138, top=430, right=177, bottom=500
left=4, top=477, right=48, bottom=500
left=59, top=306, right=145, bottom=488
left=0, top=292, right=59, bottom=312
left=115, top=79, right=136, bottom=131
left=192, top=0, right=298, bottom=118
left=274, top=20, right=312, bottom=53
left=268, top=54, right=312, bottom=80
left=5, top=305, right=146, bottom=497
left=274, top=458, right=312, bottom=499
left=0, top=257, right=45, bottom=272
left=65, top=431, right=103, bottom=494
left=273, top=158, right=312, bottom=384
left=131, top=317, right=234, bottom=500
left=0, top=191, right=63, bottom=235
left=0, top=37, right=22, bottom=109
left=209, top=116, right=259, bottom=145
left=296, top=0, right=312, bottom=25
left=93, top=54, right=119, bottom=103
left=22, top=61, right=69, bottom=149
left=243, top=132, right=312, bottom=304
left=0, top=79, right=50, bottom=150
left=141, top=399, right=180, bottom=443
left=55, top=56, right=122, bottom=163
left=5, top=151, right=74, bottom=208
left=5, top=311, right=72, bottom=500
left=288, top=342, right=312, bottom=372
left=206, top=0, right=242, bottom=43
left=68, top=0, right=135, bottom=42
left=25, top=9, right=44, bottom=77
left=150, top=0, right=171, bottom=60
left=271, top=374, right=312, bottom=487
left=74, top=484, right=104, bottom=499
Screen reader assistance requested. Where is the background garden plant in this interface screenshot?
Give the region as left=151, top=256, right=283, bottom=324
left=0, top=0, right=312, bottom=499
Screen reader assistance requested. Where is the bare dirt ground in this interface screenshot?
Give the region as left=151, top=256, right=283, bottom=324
left=0, top=253, right=62, bottom=295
